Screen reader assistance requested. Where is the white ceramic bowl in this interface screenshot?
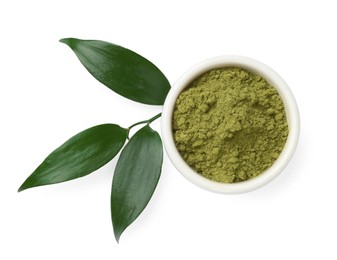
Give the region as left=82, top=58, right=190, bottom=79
left=161, top=55, right=300, bottom=194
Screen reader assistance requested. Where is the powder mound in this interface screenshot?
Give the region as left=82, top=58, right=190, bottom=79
left=172, top=67, right=289, bottom=183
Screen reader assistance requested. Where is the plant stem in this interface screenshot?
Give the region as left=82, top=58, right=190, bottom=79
left=127, top=113, right=162, bottom=138
left=147, top=112, right=162, bottom=124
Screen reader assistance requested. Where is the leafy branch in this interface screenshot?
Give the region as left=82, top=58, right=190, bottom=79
left=18, top=38, right=170, bottom=242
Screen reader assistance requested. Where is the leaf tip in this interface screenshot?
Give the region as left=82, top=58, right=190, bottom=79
left=112, top=218, right=124, bottom=243
left=114, top=230, right=122, bottom=243
left=17, top=183, right=26, bottom=193
left=59, top=38, right=78, bottom=48
left=18, top=175, right=35, bottom=192
left=18, top=178, right=31, bottom=192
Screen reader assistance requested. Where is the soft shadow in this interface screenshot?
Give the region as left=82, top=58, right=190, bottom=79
left=243, top=129, right=307, bottom=199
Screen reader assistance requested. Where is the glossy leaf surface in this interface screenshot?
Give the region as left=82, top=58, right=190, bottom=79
left=60, top=38, right=170, bottom=105
left=19, top=124, right=127, bottom=192
left=111, top=125, right=163, bottom=242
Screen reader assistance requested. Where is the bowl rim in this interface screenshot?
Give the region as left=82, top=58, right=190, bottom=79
left=161, top=55, right=300, bottom=194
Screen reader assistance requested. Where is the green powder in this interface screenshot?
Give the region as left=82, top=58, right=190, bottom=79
left=172, top=67, right=289, bottom=183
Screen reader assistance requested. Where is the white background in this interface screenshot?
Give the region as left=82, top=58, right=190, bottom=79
left=1, top=0, right=336, bottom=259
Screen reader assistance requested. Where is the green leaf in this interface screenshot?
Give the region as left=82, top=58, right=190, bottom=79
left=18, top=124, right=127, bottom=192
left=111, top=125, right=163, bottom=242
left=60, top=38, right=171, bottom=105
